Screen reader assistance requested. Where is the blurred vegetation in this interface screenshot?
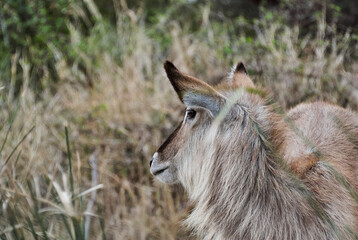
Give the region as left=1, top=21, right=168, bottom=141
left=1, top=0, right=357, bottom=99
left=0, top=0, right=357, bottom=239
left=1, top=0, right=90, bottom=97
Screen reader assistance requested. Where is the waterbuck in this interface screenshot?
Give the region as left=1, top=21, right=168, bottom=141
left=150, top=61, right=358, bottom=240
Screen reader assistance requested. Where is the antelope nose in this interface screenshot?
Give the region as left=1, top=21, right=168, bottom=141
left=150, top=152, right=158, bottom=167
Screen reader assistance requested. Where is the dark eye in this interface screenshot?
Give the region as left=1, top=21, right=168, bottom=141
left=186, top=109, right=196, bottom=120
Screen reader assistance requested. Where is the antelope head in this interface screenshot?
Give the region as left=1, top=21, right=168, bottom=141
left=150, top=61, right=253, bottom=185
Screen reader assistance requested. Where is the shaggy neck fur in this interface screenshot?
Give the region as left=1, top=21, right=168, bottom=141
left=178, top=93, right=345, bottom=240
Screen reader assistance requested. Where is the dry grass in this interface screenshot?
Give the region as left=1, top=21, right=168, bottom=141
left=0, top=2, right=357, bottom=239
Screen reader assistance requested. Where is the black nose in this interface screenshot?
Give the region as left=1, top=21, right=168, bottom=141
left=150, top=158, right=153, bottom=167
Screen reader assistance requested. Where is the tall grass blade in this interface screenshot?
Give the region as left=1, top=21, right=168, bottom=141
left=0, top=125, right=35, bottom=173
left=7, top=204, right=25, bottom=240
left=27, top=180, right=50, bottom=240
left=100, top=218, right=107, bottom=240
left=48, top=183, right=74, bottom=240
left=0, top=103, right=19, bottom=155
left=65, top=126, right=75, bottom=203
left=65, top=127, right=84, bottom=239
left=14, top=150, right=22, bottom=169
left=72, top=217, right=84, bottom=240
left=26, top=217, right=39, bottom=240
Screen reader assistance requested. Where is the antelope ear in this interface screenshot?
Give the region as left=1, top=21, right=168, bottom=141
left=164, top=61, right=225, bottom=116
left=230, top=62, right=254, bottom=88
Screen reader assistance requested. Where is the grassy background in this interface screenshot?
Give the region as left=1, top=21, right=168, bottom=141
left=0, top=0, right=358, bottom=239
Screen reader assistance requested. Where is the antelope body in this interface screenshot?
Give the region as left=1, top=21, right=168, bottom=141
left=150, top=61, right=358, bottom=240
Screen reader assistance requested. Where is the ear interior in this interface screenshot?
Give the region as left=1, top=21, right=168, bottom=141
left=164, top=60, right=225, bottom=116
left=235, top=62, right=248, bottom=74
left=231, top=62, right=254, bottom=88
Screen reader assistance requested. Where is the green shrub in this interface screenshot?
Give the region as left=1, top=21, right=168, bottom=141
left=0, top=0, right=93, bottom=97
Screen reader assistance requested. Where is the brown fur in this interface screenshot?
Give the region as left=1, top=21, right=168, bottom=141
left=150, top=61, right=358, bottom=240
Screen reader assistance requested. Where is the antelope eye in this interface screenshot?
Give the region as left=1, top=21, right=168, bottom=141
left=186, top=109, right=196, bottom=120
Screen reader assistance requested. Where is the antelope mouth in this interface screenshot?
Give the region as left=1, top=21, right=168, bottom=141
left=152, top=167, right=169, bottom=176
